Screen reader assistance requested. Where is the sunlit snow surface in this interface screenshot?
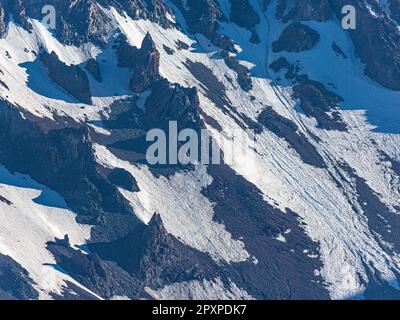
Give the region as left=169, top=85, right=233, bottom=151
left=0, top=0, right=400, bottom=299
left=0, top=166, right=91, bottom=299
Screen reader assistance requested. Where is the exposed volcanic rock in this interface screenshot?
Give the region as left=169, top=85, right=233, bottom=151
left=0, top=194, right=12, bottom=205
left=107, top=168, right=139, bottom=192
left=276, top=0, right=332, bottom=22
left=130, top=33, right=160, bottom=93
left=9, top=0, right=111, bottom=46
left=0, top=254, right=38, bottom=300
left=0, top=79, right=8, bottom=90
left=229, top=0, right=260, bottom=43
left=0, top=3, right=7, bottom=37
left=0, top=0, right=31, bottom=38
left=185, top=60, right=256, bottom=131
left=0, top=101, right=139, bottom=241
left=332, top=41, right=347, bottom=59
left=389, top=0, right=400, bottom=25
left=39, top=51, right=92, bottom=104
left=103, top=0, right=174, bottom=28
left=258, top=107, right=325, bottom=168
left=330, top=0, right=400, bottom=90
left=85, top=58, right=102, bottom=82
left=203, top=164, right=329, bottom=299
left=49, top=214, right=221, bottom=299
left=338, top=163, right=400, bottom=256
left=47, top=236, right=139, bottom=299
left=144, top=79, right=201, bottom=131
left=134, top=214, right=219, bottom=288
left=1, top=0, right=173, bottom=45
left=272, top=22, right=320, bottom=53
left=221, top=50, right=253, bottom=91
left=172, top=0, right=236, bottom=52
left=269, top=57, right=299, bottom=79
left=109, top=78, right=202, bottom=171
left=293, top=75, right=347, bottom=131
left=116, top=33, right=161, bottom=93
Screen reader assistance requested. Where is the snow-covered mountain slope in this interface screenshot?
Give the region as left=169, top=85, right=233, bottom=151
left=0, top=0, right=400, bottom=300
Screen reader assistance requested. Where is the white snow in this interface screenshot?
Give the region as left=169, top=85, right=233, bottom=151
left=0, top=166, right=91, bottom=299
left=1, top=0, right=400, bottom=300
left=94, top=144, right=251, bottom=264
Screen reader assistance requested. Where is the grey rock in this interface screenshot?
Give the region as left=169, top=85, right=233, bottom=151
left=272, top=22, right=320, bottom=53
left=0, top=254, right=38, bottom=300
left=39, top=51, right=92, bottom=104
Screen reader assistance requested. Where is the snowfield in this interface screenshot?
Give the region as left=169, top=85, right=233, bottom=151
left=0, top=166, right=92, bottom=299
left=0, top=0, right=400, bottom=299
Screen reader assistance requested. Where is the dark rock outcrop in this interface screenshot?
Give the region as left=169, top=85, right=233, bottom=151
left=0, top=101, right=139, bottom=241
left=221, top=50, right=253, bottom=91
left=172, top=0, right=236, bottom=52
left=0, top=0, right=31, bottom=38
left=144, top=79, right=201, bottom=131
left=269, top=57, right=299, bottom=79
left=47, top=236, right=139, bottom=299
left=49, top=214, right=221, bottom=299
left=108, top=168, right=139, bottom=192
left=272, top=22, right=320, bottom=53
left=258, top=107, right=325, bottom=168
left=0, top=194, right=12, bottom=205
left=331, top=0, right=400, bottom=90
left=0, top=3, right=7, bottom=37
left=293, top=76, right=347, bottom=131
left=39, top=51, right=92, bottom=104
left=229, top=0, right=260, bottom=43
left=202, top=164, right=329, bottom=299
left=130, top=33, right=160, bottom=93
left=0, top=254, right=38, bottom=300
left=85, top=58, right=102, bottom=82
left=276, top=0, right=333, bottom=22
left=110, top=78, right=201, bottom=160
left=116, top=33, right=160, bottom=93
left=292, top=75, right=346, bottom=131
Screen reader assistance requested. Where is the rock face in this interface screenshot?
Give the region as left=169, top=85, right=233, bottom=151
left=47, top=235, right=139, bottom=299
left=0, top=254, right=38, bottom=300
left=275, top=0, right=400, bottom=91
left=229, top=0, right=260, bottom=43
left=269, top=57, right=299, bottom=79
left=39, top=51, right=92, bottom=104
left=0, top=0, right=172, bottom=45
left=144, top=79, right=201, bottom=131
left=330, top=0, right=400, bottom=90
left=116, top=33, right=161, bottom=93
left=0, top=0, right=31, bottom=38
left=107, top=168, right=139, bottom=192
left=272, top=22, right=320, bottom=52
left=258, top=107, right=325, bottom=168
left=221, top=50, right=253, bottom=91
left=104, top=0, right=174, bottom=28
left=130, top=33, right=161, bottom=93
left=0, top=102, right=139, bottom=241
left=85, top=58, right=102, bottom=82
left=293, top=76, right=346, bottom=131
left=172, top=0, right=236, bottom=52
left=48, top=214, right=220, bottom=299
left=276, top=0, right=332, bottom=22
left=0, top=4, right=7, bottom=37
